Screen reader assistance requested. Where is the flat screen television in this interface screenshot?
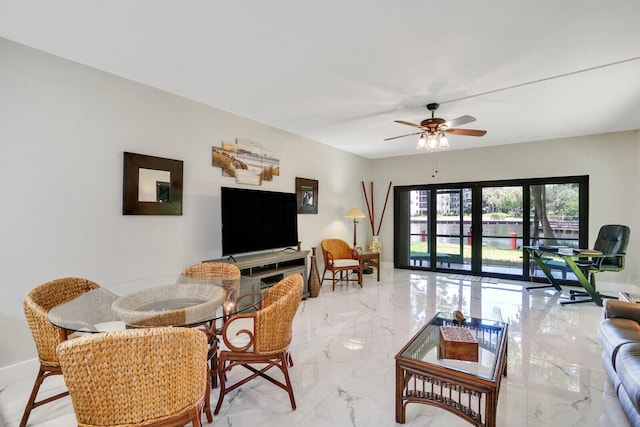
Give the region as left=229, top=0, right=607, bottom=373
left=221, top=187, right=299, bottom=256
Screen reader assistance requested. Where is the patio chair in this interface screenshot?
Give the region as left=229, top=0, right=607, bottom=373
left=214, top=273, right=303, bottom=415
left=57, top=327, right=209, bottom=427
left=20, top=277, right=100, bottom=427
left=320, top=238, right=363, bottom=291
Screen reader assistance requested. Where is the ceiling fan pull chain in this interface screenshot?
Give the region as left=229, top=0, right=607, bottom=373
left=432, top=154, right=438, bottom=178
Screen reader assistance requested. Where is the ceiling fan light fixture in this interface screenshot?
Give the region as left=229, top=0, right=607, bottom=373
left=387, top=103, right=486, bottom=150
left=426, top=133, right=438, bottom=151
left=438, top=133, right=449, bottom=149
left=416, top=133, right=427, bottom=150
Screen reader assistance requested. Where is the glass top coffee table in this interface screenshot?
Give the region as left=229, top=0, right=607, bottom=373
left=395, top=312, right=508, bottom=426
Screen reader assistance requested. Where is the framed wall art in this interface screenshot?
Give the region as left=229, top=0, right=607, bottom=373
left=212, top=139, right=280, bottom=186
left=296, top=177, right=318, bottom=214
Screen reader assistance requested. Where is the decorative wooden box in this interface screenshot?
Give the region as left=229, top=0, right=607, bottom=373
left=439, top=326, right=478, bottom=362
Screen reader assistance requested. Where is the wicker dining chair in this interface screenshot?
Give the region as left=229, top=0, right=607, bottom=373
left=57, top=327, right=209, bottom=427
left=214, top=273, right=303, bottom=415
left=20, top=277, right=100, bottom=427
left=181, top=262, right=241, bottom=301
left=181, top=261, right=241, bottom=388
left=320, top=238, right=363, bottom=291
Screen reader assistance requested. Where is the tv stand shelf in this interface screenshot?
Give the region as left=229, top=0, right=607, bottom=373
left=204, top=250, right=309, bottom=299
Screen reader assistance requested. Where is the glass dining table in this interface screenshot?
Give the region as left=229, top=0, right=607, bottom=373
left=48, top=274, right=261, bottom=333
left=48, top=274, right=263, bottom=424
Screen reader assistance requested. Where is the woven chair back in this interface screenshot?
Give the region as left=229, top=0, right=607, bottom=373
left=255, top=274, right=303, bottom=355
left=24, top=278, right=100, bottom=366
left=321, top=239, right=355, bottom=266
left=57, top=327, right=208, bottom=427
left=181, top=262, right=241, bottom=298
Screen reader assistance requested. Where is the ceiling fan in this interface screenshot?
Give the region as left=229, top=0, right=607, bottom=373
left=385, top=103, right=487, bottom=150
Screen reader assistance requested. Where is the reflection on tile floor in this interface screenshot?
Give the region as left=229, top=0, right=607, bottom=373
left=0, top=269, right=633, bottom=426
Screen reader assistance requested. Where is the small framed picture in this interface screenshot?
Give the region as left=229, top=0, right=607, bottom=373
left=296, top=177, right=318, bottom=214
left=156, top=181, right=171, bottom=202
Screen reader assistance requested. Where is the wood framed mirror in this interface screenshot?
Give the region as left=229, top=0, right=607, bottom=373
left=123, top=152, right=183, bottom=215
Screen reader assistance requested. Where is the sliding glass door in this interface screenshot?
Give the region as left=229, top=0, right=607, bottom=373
left=528, top=182, right=584, bottom=281
left=481, top=186, right=524, bottom=275
left=396, top=189, right=432, bottom=268
left=394, top=176, right=588, bottom=282
left=434, top=188, right=472, bottom=271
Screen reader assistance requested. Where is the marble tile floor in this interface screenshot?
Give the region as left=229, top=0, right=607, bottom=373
left=0, top=269, right=634, bottom=427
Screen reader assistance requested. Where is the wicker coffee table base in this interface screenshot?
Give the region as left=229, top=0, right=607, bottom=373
left=396, top=362, right=506, bottom=427
left=395, top=343, right=507, bottom=427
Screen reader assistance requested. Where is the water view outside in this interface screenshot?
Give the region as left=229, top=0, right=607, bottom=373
left=405, top=183, right=581, bottom=279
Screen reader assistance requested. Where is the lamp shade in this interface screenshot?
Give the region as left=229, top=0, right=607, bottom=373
left=344, top=207, right=366, bottom=219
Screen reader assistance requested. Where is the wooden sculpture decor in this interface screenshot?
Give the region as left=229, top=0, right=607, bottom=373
left=361, top=181, right=392, bottom=253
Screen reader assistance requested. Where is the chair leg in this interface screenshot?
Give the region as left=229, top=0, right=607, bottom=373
left=20, top=365, right=69, bottom=427
left=204, top=322, right=219, bottom=389
left=278, top=352, right=297, bottom=410
left=562, top=272, right=616, bottom=305
left=210, top=353, right=217, bottom=388
left=215, top=352, right=297, bottom=414
left=211, top=339, right=220, bottom=389
left=320, top=267, right=329, bottom=287
left=192, top=413, right=202, bottom=427
left=203, top=370, right=213, bottom=423
left=214, top=354, right=228, bottom=415
left=192, top=395, right=206, bottom=427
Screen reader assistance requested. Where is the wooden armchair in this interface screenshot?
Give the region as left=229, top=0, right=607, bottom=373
left=214, top=274, right=303, bottom=415
left=57, top=327, right=209, bottom=427
left=320, top=238, right=363, bottom=291
left=21, top=277, right=100, bottom=427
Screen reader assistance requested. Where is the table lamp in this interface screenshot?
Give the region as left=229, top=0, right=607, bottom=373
left=344, top=207, right=366, bottom=248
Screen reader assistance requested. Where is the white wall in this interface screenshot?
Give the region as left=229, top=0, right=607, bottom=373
left=370, top=131, right=640, bottom=284
left=0, top=38, right=370, bottom=367
left=2, top=36, right=639, bottom=369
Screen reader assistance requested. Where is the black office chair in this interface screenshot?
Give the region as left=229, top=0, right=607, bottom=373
left=566, top=224, right=630, bottom=304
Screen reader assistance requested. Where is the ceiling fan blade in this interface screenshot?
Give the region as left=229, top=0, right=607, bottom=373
left=394, top=120, right=425, bottom=129
left=384, top=131, right=423, bottom=141
left=446, top=128, right=487, bottom=137
left=443, top=115, right=476, bottom=128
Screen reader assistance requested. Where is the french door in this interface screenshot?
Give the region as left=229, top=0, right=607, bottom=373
left=393, top=176, right=588, bottom=281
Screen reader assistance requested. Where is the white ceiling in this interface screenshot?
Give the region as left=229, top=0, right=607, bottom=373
left=2, top=1, right=640, bottom=159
